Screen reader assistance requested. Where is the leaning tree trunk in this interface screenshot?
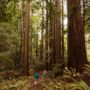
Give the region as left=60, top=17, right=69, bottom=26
left=23, top=0, right=30, bottom=76
left=67, top=0, right=88, bottom=72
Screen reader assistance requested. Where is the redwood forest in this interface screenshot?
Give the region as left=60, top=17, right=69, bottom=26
left=0, top=0, right=90, bottom=90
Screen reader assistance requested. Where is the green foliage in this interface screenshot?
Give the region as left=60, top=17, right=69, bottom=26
left=85, top=0, right=90, bottom=31
left=2, top=77, right=28, bottom=90
left=0, top=0, right=19, bottom=22
left=70, top=80, right=89, bottom=90
left=82, top=64, right=90, bottom=85
left=83, top=64, right=90, bottom=73
left=43, top=81, right=64, bottom=90
left=0, top=22, right=20, bottom=70
left=0, top=52, right=13, bottom=70
left=62, top=68, right=81, bottom=82
left=42, top=79, right=89, bottom=90
left=49, top=62, right=65, bottom=78
left=1, top=74, right=89, bottom=90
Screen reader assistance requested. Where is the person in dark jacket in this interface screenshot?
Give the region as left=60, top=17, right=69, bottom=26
left=34, top=72, right=39, bottom=85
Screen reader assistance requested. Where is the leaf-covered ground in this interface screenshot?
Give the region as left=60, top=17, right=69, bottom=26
left=0, top=75, right=90, bottom=90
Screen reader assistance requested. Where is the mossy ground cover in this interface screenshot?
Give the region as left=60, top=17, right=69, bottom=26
left=0, top=75, right=90, bottom=90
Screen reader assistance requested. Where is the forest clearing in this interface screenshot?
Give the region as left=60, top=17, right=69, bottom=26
left=0, top=0, right=90, bottom=90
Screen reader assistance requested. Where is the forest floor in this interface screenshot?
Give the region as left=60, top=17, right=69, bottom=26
left=0, top=76, right=50, bottom=90
left=0, top=75, right=90, bottom=90
left=0, top=70, right=90, bottom=90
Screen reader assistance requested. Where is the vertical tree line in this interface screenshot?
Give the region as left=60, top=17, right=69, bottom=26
left=67, top=0, right=88, bottom=72
left=5, top=0, right=88, bottom=75
left=23, top=0, right=30, bottom=76
left=54, top=0, right=61, bottom=63
left=45, top=0, right=49, bottom=70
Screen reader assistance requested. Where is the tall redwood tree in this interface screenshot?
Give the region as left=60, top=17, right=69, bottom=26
left=67, top=0, right=88, bottom=71
left=23, top=0, right=30, bottom=76
left=55, top=0, right=61, bottom=62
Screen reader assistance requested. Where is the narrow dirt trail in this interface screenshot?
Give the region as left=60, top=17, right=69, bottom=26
left=0, top=83, right=3, bottom=90
left=27, top=78, right=43, bottom=90
left=27, top=77, right=51, bottom=90
left=28, top=84, right=42, bottom=90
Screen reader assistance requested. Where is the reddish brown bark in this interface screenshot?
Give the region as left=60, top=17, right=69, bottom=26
left=23, top=0, right=30, bottom=76
left=67, top=0, right=88, bottom=72
left=54, top=0, right=61, bottom=62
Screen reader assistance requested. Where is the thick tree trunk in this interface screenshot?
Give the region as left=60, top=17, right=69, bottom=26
left=67, top=0, right=88, bottom=72
left=23, top=0, right=30, bottom=76
left=54, top=0, right=61, bottom=62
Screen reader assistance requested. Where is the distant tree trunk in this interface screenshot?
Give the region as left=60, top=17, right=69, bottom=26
left=49, top=0, right=55, bottom=66
left=82, top=0, right=87, bottom=31
left=45, top=0, right=49, bottom=70
left=61, top=0, right=64, bottom=60
left=40, top=1, right=44, bottom=61
left=30, top=28, right=32, bottom=64
left=19, top=0, right=24, bottom=67
left=0, top=0, right=6, bottom=21
left=36, top=23, right=39, bottom=61
left=0, top=0, right=2, bottom=21
left=23, top=0, right=30, bottom=76
left=67, top=0, right=88, bottom=72
left=82, top=0, right=85, bottom=31
left=54, top=0, right=61, bottom=62
left=30, top=10, right=34, bottom=65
